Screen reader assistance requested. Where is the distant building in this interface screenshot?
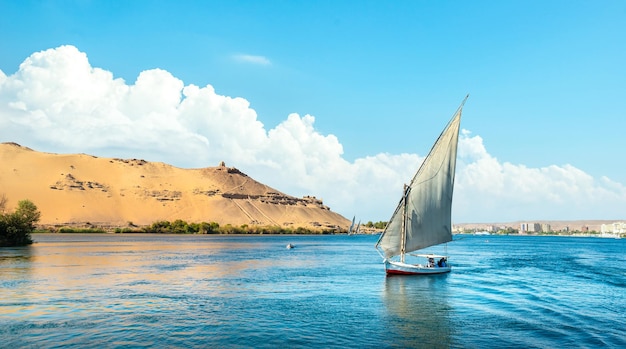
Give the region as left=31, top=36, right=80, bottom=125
left=521, top=222, right=542, bottom=233
left=541, top=224, right=551, bottom=233
left=601, top=222, right=626, bottom=234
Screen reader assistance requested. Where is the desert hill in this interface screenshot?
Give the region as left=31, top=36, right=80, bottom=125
left=0, top=142, right=350, bottom=231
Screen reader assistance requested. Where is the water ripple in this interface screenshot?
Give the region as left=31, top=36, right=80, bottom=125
left=0, top=234, right=624, bottom=348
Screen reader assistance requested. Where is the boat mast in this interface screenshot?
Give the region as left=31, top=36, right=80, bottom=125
left=400, top=184, right=409, bottom=263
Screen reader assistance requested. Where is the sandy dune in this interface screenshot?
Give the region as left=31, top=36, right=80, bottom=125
left=0, top=142, right=350, bottom=231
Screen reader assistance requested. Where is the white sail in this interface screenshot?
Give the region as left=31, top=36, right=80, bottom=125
left=348, top=216, right=355, bottom=234
left=376, top=99, right=464, bottom=258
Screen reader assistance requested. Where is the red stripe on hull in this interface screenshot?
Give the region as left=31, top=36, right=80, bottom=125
left=386, top=269, right=422, bottom=275
left=385, top=267, right=451, bottom=276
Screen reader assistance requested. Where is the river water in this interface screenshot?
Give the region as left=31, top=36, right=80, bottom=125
left=1, top=234, right=624, bottom=348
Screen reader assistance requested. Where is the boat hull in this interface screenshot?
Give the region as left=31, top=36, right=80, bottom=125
left=384, top=260, right=451, bottom=275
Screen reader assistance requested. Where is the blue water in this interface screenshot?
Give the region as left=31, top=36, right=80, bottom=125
left=1, top=234, right=624, bottom=348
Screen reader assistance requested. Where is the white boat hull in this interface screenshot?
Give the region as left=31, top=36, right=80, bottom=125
left=384, top=260, right=451, bottom=275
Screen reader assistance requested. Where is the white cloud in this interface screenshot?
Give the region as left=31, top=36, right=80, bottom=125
left=1, top=45, right=625, bottom=223
left=454, top=132, right=626, bottom=222
left=232, top=54, right=271, bottom=66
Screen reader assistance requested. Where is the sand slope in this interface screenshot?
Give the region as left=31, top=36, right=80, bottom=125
left=0, top=142, right=350, bottom=230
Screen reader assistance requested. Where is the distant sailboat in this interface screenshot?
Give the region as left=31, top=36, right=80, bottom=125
left=348, top=216, right=356, bottom=235
left=375, top=96, right=467, bottom=275
left=348, top=217, right=362, bottom=235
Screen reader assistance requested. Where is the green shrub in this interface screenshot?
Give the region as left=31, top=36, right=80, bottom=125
left=57, top=227, right=106, bottom=234
left=0, top=199, right=40, bottom=247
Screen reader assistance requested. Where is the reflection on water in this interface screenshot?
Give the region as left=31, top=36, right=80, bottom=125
left=0, top=246, right=34, bottom=292
left=383, top=275, right=451, bottom=348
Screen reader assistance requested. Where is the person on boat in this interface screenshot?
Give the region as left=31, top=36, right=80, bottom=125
left=428, top=257, right=435, bottom=267
left=438, top=258, right=447, bottom=267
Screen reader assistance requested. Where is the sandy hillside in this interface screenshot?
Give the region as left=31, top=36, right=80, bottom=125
left=0, top=142, right=350, bottom=230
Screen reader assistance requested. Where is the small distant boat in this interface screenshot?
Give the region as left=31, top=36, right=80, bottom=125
left=375, top=96, right=467, bottom=275
left=347, top=216, right=356, bottom=235
left=286, top=243, right=294, bottom=249
left=348, top=217, right=361, bottom=235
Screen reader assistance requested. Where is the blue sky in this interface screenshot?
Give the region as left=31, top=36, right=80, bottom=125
left=1, top=0, right=625, bottom=223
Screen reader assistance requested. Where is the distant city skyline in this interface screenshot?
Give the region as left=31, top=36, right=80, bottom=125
left=456, top=219, right=625, bottom=235
left=1, top=1, right=625, bottom=222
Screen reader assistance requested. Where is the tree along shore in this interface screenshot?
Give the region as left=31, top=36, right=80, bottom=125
left=36, top=220, right=345, bottom=235
left=1, top=198, right=41, bottom=247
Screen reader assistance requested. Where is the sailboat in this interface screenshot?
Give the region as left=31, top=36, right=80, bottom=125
left=348, top=216, right=356, bottom=235
left=348, top=217, right=362, bottom=235
left=375, top=96, right=467, bottom=275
